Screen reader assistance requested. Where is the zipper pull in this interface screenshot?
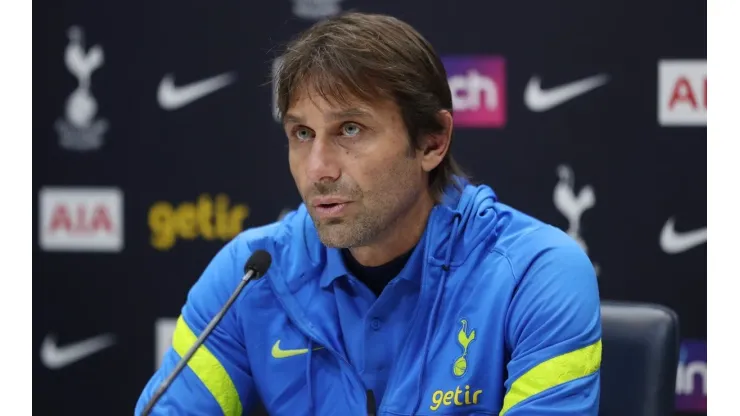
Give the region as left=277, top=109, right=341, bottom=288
left=366, top=389, right=376, bottom=416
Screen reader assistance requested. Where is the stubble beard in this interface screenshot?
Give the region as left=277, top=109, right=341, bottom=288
left=310, top=179, right=420, bottom=250
left=310, top=204, right=382, bottom=248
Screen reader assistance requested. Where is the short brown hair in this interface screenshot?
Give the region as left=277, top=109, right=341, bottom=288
left=274, top=12, right=469, bottom=202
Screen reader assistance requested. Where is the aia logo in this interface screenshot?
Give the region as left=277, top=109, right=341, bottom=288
left=658, top=60, right=706, bottom=126
left=38, top=187, right=123, bottom=252
left=442, top=56, right=506, bottom=128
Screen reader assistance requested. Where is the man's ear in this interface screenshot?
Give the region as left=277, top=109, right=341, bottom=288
left=420, top=110, right=453, bottom=173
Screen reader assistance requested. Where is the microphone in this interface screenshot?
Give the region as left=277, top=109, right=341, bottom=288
left=140, top=249, right=273, bottom=416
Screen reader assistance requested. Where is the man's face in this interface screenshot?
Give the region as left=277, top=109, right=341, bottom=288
left=284, top=88, right=426, bottom=248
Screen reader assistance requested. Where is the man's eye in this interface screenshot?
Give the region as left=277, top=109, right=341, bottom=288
left=341, top=123, right=361, bottom=137
left=295, top=128, right=313, bottom=141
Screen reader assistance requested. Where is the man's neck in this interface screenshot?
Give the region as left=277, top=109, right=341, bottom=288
left=349, top=192, right=434, bottom=267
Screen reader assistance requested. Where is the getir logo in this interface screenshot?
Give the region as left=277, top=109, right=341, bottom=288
left=148, top=193, right=249, bottom=251
left=658, top=60, right=706, bottom=126
left=442, top=56, right=506, bottom=128
left=39, top=187, right=123, bottom=252
left=675, top=339, right=706, bottom=412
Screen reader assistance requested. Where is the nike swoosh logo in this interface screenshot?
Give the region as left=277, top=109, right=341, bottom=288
left=157, top=72, right=237, bottom=110
left=40, top=333, right=116, bottom=369
left=271, top=340, right=324, bottom=359
left=660, top=217, right=707, bottom=254
left=524, top=74, right=609, bottom=112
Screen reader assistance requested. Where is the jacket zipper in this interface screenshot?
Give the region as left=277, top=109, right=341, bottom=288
left=366, top=390, right=377, bottom=416
left=271, top=290, right=370, bottom=415
left=297, top=321, right=373, bottom=415
left=378, top=253, right=439, bottom=414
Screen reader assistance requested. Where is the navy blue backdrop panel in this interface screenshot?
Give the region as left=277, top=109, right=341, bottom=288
left=33, top=0, right=706, bottom=414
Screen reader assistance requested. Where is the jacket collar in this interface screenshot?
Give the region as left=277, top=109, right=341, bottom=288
left=318, top=231, right=429, bottom=289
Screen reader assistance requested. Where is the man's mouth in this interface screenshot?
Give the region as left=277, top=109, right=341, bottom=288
left=313, top=201, right=351, bottom=216
left=318, top=202, right=342, bottom=208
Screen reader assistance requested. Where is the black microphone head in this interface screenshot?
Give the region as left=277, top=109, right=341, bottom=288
left=244, top=250, right=272, bottom=276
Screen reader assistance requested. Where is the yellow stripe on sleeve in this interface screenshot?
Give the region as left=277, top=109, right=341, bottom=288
left=172, top=315, right=243, bottom=416
left=499, top=339, right=602, bottom=415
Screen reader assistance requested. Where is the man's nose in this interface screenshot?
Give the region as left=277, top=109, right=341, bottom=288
left=305, top=135, right=341, bottom=183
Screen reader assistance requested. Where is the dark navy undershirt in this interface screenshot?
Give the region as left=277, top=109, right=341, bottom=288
left=340, top=247, right=415, bottom=297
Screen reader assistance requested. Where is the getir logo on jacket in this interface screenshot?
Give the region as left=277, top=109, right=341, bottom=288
left=148, top=193, right=249, bottom=251
left=658, top=60, right=706, bottom=126
left=39, top=187, right=123, bottom=252
left=442, top=56, right=506, bottom=128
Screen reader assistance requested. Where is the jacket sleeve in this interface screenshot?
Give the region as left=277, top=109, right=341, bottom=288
left=135, top=238, right=259, bottom=416
left=500, top=240, right=602, bottom=416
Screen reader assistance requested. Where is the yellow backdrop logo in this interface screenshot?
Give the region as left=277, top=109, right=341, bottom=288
left=148, top=193, right=249, bottom=250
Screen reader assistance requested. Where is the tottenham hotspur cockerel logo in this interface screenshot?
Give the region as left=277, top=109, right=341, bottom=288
left=553, top=164, right=600, bottom=275
left=55, top=26, right=108, bottom=151
left=453, top=319, right=476, bottom=377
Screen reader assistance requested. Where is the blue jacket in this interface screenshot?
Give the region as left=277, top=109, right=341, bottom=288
left=135, top=181, right=602, bottom=415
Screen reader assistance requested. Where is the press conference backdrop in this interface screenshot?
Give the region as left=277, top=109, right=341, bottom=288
left=33, top=0, right=707, bottom=414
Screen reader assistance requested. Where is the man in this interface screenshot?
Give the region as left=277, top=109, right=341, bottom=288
left=135, top=12, right=601, bottom=416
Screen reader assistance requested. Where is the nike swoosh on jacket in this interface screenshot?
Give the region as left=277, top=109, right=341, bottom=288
left=135, top=179, right=602, bottom=415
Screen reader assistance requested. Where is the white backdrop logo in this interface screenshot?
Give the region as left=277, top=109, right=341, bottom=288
left=524, top=74, right=609, bottom=112
left=155, top=318, right=177, bottom=370
left=660, top=217, right=707, bottom=254
left=55, top=26, right=108, bottom=151
left=40, top=333, right=116, bottom=370
left=157, top=72, right=237, bottom=111
left=291, top=0, right=343, bottom=20
left=553, top=164, right=599, bottom=274
left=658, top=60, right=706, bottom=126
left=39, top=187, right=124, bottom=252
